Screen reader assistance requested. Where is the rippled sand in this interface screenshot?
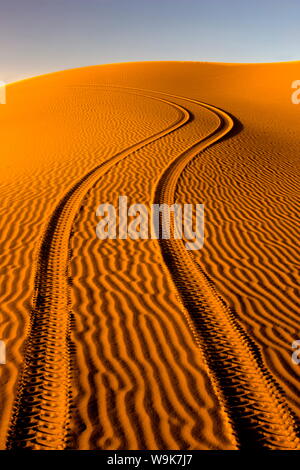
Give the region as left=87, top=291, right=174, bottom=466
left=0, top=61, right=299, bottom=449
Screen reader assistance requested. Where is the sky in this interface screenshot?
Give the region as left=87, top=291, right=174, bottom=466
left=0, top=0, right=300, bottom=83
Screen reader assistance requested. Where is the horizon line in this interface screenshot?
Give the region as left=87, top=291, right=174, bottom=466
left=5, top=58, right=300, bottom=86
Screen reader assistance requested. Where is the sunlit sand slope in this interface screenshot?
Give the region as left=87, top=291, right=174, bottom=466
left=0, top=61, right=299, bottom=449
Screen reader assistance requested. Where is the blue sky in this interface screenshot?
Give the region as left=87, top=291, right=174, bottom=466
left=1, top=0, right=299, bottom=83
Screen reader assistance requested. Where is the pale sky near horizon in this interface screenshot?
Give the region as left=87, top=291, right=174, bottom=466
left=1, top=0, right=300, bottom=83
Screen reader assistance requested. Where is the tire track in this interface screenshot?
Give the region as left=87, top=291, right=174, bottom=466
left=7, top=92, right=191, bottom=450
left=146, top=91, right=300, bottom=449
left=8, top=82, right=298, bottom=450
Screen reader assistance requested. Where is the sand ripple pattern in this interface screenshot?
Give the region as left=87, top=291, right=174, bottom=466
left=7, top=91, right=189, bottom=449
left=68, top=88, right=233, bottom=449
left=6, top=81, right=299, bottom=450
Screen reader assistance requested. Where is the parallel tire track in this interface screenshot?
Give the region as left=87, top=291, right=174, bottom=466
left=7, top=92, right=191, bottom=450
left=8, top=82, right=300, bottom=450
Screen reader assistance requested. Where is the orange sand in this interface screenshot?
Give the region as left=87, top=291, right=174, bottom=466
left=0, top=61, right=299, bottom=449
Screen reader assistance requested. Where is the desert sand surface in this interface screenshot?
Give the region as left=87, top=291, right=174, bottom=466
left=0, top=61, right=299, bottom=450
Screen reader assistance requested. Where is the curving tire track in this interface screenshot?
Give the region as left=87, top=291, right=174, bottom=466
left=146, top=91, right=300, bottom=449
left=7, top=83, right=300, bottom=450
left=7, top=91, right=191, bottom=450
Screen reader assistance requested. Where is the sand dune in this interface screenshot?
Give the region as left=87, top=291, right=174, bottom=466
left=0, top=61, right=299, bottom=449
